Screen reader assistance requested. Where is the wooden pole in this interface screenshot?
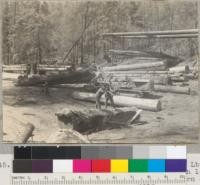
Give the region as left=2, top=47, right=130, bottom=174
left=119, top=34, right=199, bottom=39
left=102, top=29, right=199, bottom=37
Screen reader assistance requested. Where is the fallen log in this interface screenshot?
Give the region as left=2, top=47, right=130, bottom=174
left=105, top=70, right=177, bottom=75
left=102, top=29, right=199, bottom=37
left=3, top=64, right=70, bottom=73
left=72, top=92, right=161, bottom=111
left=109, top=49, right=150, bottom=57
left=121, top=34, right=199, bottom=39
left=16, top=69, right=95, bottom=86
left=56, top=107, right=141, bottom=134
left=15, top=123, right=35, bottom=143
left=184, top=73, right=196, bottom=79
left=154, top=85, right=190, bottom=94
left=109, top=76, right=171, bottom=85
left=171, top=76, right=188, bottom=82
left=169, top=65, right=189, bottom=73
left=103, top=61, right=167, bottom=71
left=38, top=67, right=69, bottom=71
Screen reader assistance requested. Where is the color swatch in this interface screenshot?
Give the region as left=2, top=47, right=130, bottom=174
left=13, top=159, right=187, bottom=173
left=14, top=145, right=186, bottom=159
left=111, top=160, right=128, bottom=173
left=92, top=160, right=110, bottom=172
left=13, top=145, right=187, bottom=173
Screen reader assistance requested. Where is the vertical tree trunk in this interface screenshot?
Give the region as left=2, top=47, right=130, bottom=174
left=81, top=36, right=84, bottom=64
left=7, top=45, right=10, bottom=65
left=37, top=30, right=42, bottom=64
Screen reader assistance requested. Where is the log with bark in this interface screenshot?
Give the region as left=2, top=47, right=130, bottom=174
left=154, top=85, right=190, bottom=94
left=16, top=68, right=95, bottom=86
left=72, top=92, right=161, bottom=111
left=102, top=61, right=167, bottom=71
left=56, top=107, right=142, bottom=134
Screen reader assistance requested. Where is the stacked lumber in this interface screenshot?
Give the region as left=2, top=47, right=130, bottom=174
left=72, top=91, right=161, bottom=111
left=56, top=107, right=141, bottom=134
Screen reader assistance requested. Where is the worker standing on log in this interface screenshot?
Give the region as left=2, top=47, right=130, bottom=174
left=105, top=83, right=115, bottom=109
left=95, top=85, right=105, bottom=109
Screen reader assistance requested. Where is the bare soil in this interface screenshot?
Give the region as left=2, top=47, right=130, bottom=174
left=2, top=72, right=199, bottom=143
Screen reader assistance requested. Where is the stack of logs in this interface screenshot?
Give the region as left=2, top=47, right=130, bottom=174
left=74, top=51, right=196, bottom=112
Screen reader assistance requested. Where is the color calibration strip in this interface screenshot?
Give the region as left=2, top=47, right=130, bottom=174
left=13, top=159, right=187, bottom=173
left=14, top=146, right=186, bottom=159
left=13, top=146, right=186, bottom=173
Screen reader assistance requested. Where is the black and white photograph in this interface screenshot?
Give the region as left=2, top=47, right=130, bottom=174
left=2, top=0, right=199, bottom=143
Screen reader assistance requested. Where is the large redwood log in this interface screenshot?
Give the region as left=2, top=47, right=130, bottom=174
left=103, top=61, right=167, bottom=71
left=16, top=69, right=95, bottom=86
left=72, top=92, right=161, bottom=111
left=154, top=85, right=190, bottom=94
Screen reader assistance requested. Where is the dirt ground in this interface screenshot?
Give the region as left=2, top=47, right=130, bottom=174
left=2, top=72, right=199, bottom=143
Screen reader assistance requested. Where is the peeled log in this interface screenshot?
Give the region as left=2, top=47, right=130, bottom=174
left=102, top=29, right=199, bottom=37
left=104, top=62, right=167, bottom=71
left=110, top=76, right=171, bottom=85
left=72, top=92, right=161, bottom=111
left=15, top=123, right=35, bottom=143
left=103, top=61, right=167, bottom=71
left=169, top=65, right=189, bottom=73
left=109, top=49, right=150, bottom=57
left=154, top=85, right=190, bottom=94
left=105, top=70, right=181, bottom=75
